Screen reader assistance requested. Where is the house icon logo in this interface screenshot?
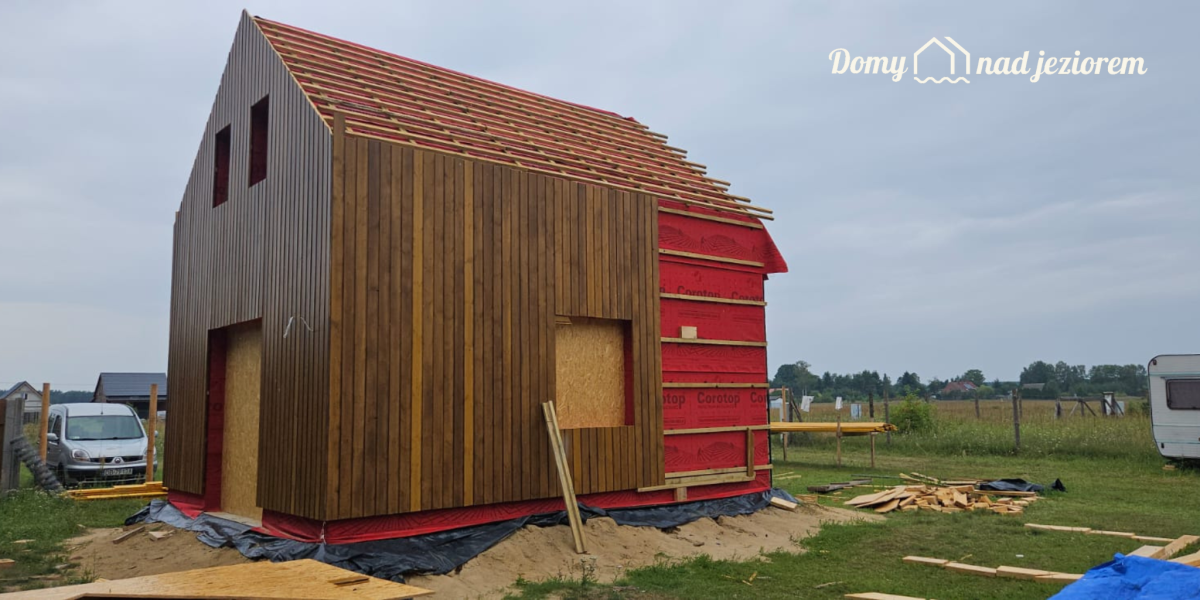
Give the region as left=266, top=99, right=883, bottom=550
left=913, top=37, right=970, bottom=84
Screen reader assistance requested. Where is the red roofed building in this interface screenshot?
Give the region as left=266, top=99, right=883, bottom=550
left=941, top=381, right=978, bottom=395
left=164, top=11, right=786, bottom=542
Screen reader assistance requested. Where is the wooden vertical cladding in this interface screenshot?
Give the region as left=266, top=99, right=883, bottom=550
left=327, top=135, right=663, bottom=520
left=165, top=13, right=331, bottom=520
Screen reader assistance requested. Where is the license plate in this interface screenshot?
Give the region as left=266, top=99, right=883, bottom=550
left=105, top=468, right=134, bottom=476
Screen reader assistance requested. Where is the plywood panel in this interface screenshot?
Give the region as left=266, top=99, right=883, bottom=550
left=221, top=321, right=263, bottom=522
left=556, top=318, right=627, bottom=429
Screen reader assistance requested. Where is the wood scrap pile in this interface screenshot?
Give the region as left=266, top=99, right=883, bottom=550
left=845, top=484, right=1038, bottom=515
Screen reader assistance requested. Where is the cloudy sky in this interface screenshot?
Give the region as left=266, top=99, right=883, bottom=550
left=1, top=1, right=1196, bottom=391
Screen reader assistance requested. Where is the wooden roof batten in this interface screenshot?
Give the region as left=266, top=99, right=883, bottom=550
left=253, top=15, right=772, bottom=220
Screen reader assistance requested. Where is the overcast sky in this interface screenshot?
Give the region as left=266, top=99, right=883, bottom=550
left=1, top=1, right=1196, bottom=391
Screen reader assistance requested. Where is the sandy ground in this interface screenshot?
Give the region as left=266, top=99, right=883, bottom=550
left=67, top=504, right=877, bottom=598
left=67, top=525, right=248, bottom=580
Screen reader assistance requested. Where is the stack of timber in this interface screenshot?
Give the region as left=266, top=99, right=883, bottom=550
left=770, top=422, right=896, bottom=435
left=66, top=481, right=168, bottom=501
left=845, top=484, right=1039, bottom=515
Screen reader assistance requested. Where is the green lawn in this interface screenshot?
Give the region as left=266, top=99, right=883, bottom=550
left=0, top=490, right=144, bottom=591
left=512, top=428, right=1200, bottom=599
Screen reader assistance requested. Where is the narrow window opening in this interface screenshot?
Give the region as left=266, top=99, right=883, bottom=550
left=212, top=125, right=231, bottom=207
left=249, top=96, right=270, bottom=186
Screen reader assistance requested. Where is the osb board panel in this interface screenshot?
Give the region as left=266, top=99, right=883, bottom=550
left=556, top=318, right=627, bottom=429
left=0, top=559, right=431, bottom=599
left=165, top=12, right=331, bottom=520
left=326, top=137, right=663, bottom=520
left=221, top=321, right=263, bottom=522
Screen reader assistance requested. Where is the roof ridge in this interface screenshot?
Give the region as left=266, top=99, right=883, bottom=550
left=252, top=16, right=635, bottom=125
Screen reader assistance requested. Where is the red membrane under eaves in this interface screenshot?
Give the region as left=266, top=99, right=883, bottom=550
left=252, top=16, right=773, bottom=222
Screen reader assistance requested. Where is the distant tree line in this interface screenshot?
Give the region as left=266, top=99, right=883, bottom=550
left=771, top=360, right=1148, bottom=402
left=49, top=390, right=92, bottom=404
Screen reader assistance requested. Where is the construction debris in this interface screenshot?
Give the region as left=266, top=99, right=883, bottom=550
left=111, top=526, right=146, bottom=545
left=1025, top=524, right=1200, bottom=560
left=809, top=479, right=871, bottom=494
left=0, top=558, right=14, bottom=569
left=845, top=593, right=928, bottom=600
left=904, top=556, right=1082, bottom=583
left=769, top=497, right=798, bottom=511
left=845, top=484, right=1038, bottom=515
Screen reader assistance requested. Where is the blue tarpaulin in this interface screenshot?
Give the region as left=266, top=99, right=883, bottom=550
left=1052, top=554, right=1200, bottom=599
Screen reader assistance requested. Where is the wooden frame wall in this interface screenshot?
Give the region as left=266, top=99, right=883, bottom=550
left=327, top=127, right=664, bottom=520
left=165, top=13, right=332, bottom=520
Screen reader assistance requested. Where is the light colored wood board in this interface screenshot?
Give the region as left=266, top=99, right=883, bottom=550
left=659, top=292, right=767, bottom=307
left=1025, top=524, right=1091, bottom=533
left=844, top=593, right=928, bottom=600
left=661, top=337, right=767, bottom=347
left=555, top=317, right=626, bottom=429
left=221, top=321, right=263, bottom=522
left=1128, top=545, right=1163, bottom=558
left=1154, top=535, right=1199, bottom=559
left=902, top=556, right=948, bottom=567
left=1035, top=573, right=1084, bottom=583
left=996, top=566, right=1053, bottom=580
left=944, top=562, right=997, bottom=577
left=874, top=498, right=901, bottom=513
left=1133, top=535, right=1176, bottom=543
left=665, top=425, right=771, bottom=435
left=0, top=559, right=431, bottom=599
left=1087, top=530, right=1136, bottom=538
left=770, top=497, right=798, bottom=511
left=1169, top=550, right=1200, bottom=566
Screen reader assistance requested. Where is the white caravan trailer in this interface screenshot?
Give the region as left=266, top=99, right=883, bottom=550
left=1148, top=354, right=1200, bottom=460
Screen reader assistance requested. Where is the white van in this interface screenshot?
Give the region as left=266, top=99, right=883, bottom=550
left=1148, top=354, right=1200, bottom=460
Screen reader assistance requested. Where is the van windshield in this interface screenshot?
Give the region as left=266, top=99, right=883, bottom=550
left=66, top=415, right=143, bottom=441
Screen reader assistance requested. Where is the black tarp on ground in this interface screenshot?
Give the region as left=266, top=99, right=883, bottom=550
left=126, top=488, right=799, bottom=582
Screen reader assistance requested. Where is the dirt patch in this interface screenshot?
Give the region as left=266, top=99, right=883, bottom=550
left=410, top=504, right=876, bottom=598
left=67, top=525, right=248, bottom=580
left=65, top=504, right=876, bottom=599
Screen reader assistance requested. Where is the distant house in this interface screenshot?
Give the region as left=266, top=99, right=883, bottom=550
left=941, top=381, right=978, bottom=395
left=1021, top=383, right=1046, bottom=391
left=92, top=373, right=167, bottom=418
left=1, top=381, right=42, bottom=423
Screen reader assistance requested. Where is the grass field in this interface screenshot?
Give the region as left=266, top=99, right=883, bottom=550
left=2, top=407, right=1190, bottom=598
left=511, top=410, right=1196, bottom=599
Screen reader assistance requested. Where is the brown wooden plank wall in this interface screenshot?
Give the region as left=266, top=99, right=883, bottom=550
left=165, top=13, right=331, bottom=520
left=328, top=132, right=663, bottom=520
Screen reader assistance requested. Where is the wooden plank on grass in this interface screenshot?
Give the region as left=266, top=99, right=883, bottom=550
left=844, top=593, right=928, bottom=600
left=996, top=566, right=1053, bottom=580
left=1153, top=535, right=1199, bottom=559
left=1035, top=573, right=1084, bottom=583
left=944, top=562, right=997, bottom=577
left=902, top=556, right=948, bottom=567
left=1132, top=535, right=1175, bottom=543
left=1169, top=550, right=1200, bottom=566
left=1087, top=530, right=1136, bottom=538
left=1128, top=545, right=1163, bottom=558
left=1025, top=524, right=1092, bottom=533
